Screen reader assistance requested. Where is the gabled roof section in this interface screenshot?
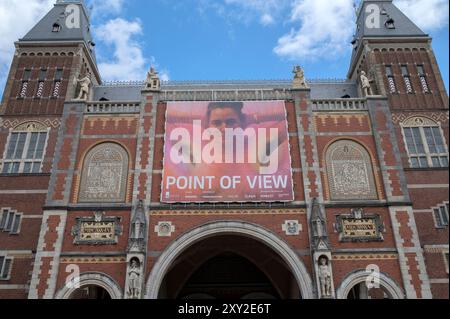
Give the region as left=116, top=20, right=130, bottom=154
left=355, top=0, right=427, bottom=39
left=19, top=0, right=96, bottom=60
left=348, top=0, right=429, bottom=77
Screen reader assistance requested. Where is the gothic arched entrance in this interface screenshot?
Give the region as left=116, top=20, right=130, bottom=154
left=146, top=221, right=314, bottom=299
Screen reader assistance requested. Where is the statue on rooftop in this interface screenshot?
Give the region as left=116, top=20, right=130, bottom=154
left=145, top=66, right=161, bottom=91
left=293, top=65, right=308, bottom=89
left=75, top=73, right=91, bottom=100
left=360, top=70, right=374, bottom=96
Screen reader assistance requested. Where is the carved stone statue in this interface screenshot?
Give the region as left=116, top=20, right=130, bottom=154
left=145, top=67, right=161, bottom=91
left=75, top=73, right=91, bottom=100
left=293, top=65, right=308, bottom=89
left=318, top=257, right=332, bottom=298
left=127, top=259, right=141, bottom=299
left=360, top=71, right=374, bottom=96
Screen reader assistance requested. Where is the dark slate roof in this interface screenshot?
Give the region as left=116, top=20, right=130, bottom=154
left=20, top=0, right=96, bottom=60
left=93, top=84, right=144, bottom=101
left=355, top=0, right=426, bottom=39
left=92, top=80, right=359, bottom=102
left=349, top=0, right=428, bottom=75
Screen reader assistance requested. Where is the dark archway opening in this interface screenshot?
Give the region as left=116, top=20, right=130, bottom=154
left=159, top=235, right=301, bottom=299
left=179, top=252, right=280, bottom=299
left=69, top=285, right=112, bottom=300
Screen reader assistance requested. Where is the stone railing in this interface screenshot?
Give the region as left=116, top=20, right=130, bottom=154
left=311, top=99, right=367, bottom=111
left=159, top=89, right=294, bottom=101
left=85, top=102, right=141, bottom=114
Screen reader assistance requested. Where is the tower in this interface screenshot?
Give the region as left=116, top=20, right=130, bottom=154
left=0, top=0, right=99, bottom=299
left=349, top=0, right=449, bottom=299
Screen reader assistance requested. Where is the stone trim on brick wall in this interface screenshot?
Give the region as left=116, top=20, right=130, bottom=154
left=54, top=272, right=123, bottom=299
left=145, top=221, right=314, bottom=299
left=336, top=269, right=405, bottom=299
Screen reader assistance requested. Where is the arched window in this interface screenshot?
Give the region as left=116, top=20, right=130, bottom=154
left=78, top=143, right=129, bottom=203
left=1, top=122, right=49, bottom=174
left=326, top=140, right=378, bottom=201
left=401, top=117, right=449, bottom=168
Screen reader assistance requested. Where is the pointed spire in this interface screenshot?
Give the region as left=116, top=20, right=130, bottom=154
left=310, top=198, right=330, bottom=251
left=348, top=0, right=428, bottom=78
left=128, top=200, right=147, bottom=253
left=20, top=0, right=96, bottom=60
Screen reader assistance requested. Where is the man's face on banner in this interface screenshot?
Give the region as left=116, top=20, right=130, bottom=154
left=208, top=107, right=243, bottom=132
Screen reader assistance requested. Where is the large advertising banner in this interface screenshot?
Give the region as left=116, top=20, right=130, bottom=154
left=161, top=101, right=294, bottom=203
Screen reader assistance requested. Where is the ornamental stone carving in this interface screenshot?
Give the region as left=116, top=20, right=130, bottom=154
left=145, top=67, right=161, bottom=91
left=360, top=71, right=374, bottom=97
left=335, top=208, right=385, bottom=242
left=155, top=221, right=175, bottom=237
left=126, top=257, right=142, bottom=299
left=282, top=220, right=302, bottom=236
left=318, top=256, right=333, bottom=298
left=78, top=143, right=129, bottom=203
left=75, top=73, right=92, bottom=100
left=71, top=211, right=123, bottom=245
left=292, top=65, right=309, bottom=89
left=326, top=140, right=378, bottom=200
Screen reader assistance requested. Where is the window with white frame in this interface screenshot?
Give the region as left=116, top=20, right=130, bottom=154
left=417, top=65, right=430, bottom=93
left=401, top=65, right=413, bottom=94
left=19, top=69, right=31, bottom=98
left=0, top=208, right=22, bottom=234
left=385, top=66, right=397, bottom=93
left=0, top=255, right=13, bottom=280
left=433, top=202, right=449, bottom=228
left=401, top=117, right=449, bottom=168
left=444, top=251, right=449, bottom=274
left=1, top=122, right=49, bottom=174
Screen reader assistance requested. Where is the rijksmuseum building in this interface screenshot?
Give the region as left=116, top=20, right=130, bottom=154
left=0, top=0, right=448, bottom=300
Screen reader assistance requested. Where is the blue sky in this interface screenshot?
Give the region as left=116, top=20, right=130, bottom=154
left=0, top=0, right=448, bottom=96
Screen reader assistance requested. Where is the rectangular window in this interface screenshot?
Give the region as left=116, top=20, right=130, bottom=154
left=39, top=69, right=47, bottom=81
left=52, top=69, right=63, bottom=97
left=401, top=65, right=413, bottom=93
left=11, top=214, right=22, bottom=234
left=403, top=124, right=448, bottom=169
left=0, top=210, right=22, bottom=234
left=445, top=253, right=449, bottom=274
left=417, top=65, right=430, bottom=93
left=2, top=130, right=48, bottom=174
left=19, top=69, right=32, bottom=98
left=0, top=210, right=8, bottom=230
left=23, top=69, right=31, bottom=81
left=36, top=69, right=47, bottom=98
left=0, top=257, right=12, bottom=280
left=55, top=69, right=63, bottom=81
left=386, top=66, right=397, bottom=93
left=434, top=203, right=449, bottom=228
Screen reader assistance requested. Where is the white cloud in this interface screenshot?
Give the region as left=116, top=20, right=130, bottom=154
left=94, top=18, right=147, bottom=81
left=0, top=0, right=54, bottom=94
left=274, top=0, right=355, bottom=60
left=224, top=0, right=288, bottom=26
left=88, top=0, right=124, bottom=17
left=394, top=0, right=449, bottom=31
left=159, top=70, right=170, bottom=82
left=198, top=0, right=290, bottom=26
left=261, top=13, right=274, bottom=26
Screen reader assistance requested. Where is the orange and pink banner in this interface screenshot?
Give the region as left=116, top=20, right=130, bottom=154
left=161, top=101, right=294, bottom=203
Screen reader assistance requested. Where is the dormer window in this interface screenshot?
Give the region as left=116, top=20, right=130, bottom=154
left=380, top=7, right=387, bottom=15
left=351, top=38, right=358, bottom=50
left=52, top=23, right=61, bottom=33
left=385, top=18, right=395, bottom=29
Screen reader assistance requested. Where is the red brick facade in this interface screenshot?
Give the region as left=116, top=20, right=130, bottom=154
left=0, top=1, right=448, bottom=300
